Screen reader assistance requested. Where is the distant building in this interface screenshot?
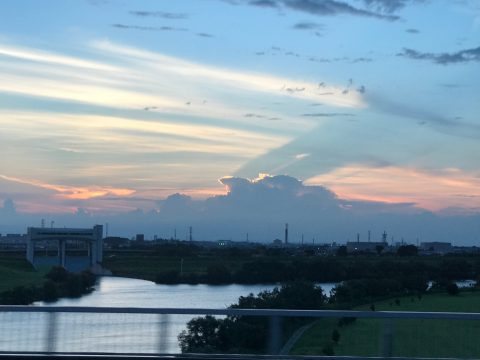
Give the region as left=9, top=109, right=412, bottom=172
left=420, top=242, right=452, bottom=255
left=346, top=241, right=387, bottom=253
left=104, top=236, right=130, bottom=249
left=0, top=234, right=28, bottom=249
left=272, top=239, right=283, bottom=247
left=217, top=240, right=233, bottom=247
left=135, top=234, right=145, bottom=242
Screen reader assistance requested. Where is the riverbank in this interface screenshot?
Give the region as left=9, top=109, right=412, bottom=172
left=102, top=249, right=480, bottom=285
left=0, top=255, right=96, bottom=305
left=292, top=289, right=480, bottom=358
left=0, top=255, right=48, bottom=293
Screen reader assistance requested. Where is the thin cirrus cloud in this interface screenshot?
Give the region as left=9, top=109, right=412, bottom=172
left=305, top=165, right=480, bottom=211
left=0, top=40, right=364, bottom=122
left=0, top=175, right=135, bottom=201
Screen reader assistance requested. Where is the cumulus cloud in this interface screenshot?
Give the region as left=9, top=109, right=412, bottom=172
left=398, top=46, right=480, bottom=64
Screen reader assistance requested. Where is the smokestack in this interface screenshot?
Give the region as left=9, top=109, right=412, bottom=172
left=189, top=226, right=192, bottom=242
left=357, top=233, right=360, bottom=243
left=368, top=230, right=371, bottom=242
left=285, top=223, right=289, bottom=245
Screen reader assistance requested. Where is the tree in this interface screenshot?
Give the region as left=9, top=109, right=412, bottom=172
left=396, top=245, right=418, bottom=256
left=375, top=245, right=384, bottom=255
left=332, top=329, right=340, bottom=343
left=43, top=280, right=58, bottom=302
left=446, top=282, right=460, bottom=296
left=178, top=315, right=223, bottom=353
left=336, top=246, right=347, bottom=257
left=206, top=264, right=231, bottom=284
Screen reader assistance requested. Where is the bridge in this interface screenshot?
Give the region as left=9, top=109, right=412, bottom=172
left=26, top=225, right=103, bottom=272
left=0, top=306, right=478, bottom=359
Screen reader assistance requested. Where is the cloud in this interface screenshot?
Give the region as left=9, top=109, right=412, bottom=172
left=197, top=32, right=215, bottom=38
left=2, top=173, right=480, bottom=244
left=306, top=165, right=480, bottom=211
left=0, top=198, right=16, bottom=215
left=0, top=174, right=135, bottom=200
left=129, top=11, right=188, bottom=19
left=248, top=0, right=400, bottom=21
left=301, top=112, right=355, bottom=117
left=366, top=93, right=480, bottom=139
left=111, top=24, right=187, bottom=32
left=406, top=28, right=420, bottom=34
left=293, top=21, right=324, bottom=30
left=249, top=0, right=279, bottom=7
left=359, top=0, right=425, bottom=13
left=398, top=46, right=480, bottom=64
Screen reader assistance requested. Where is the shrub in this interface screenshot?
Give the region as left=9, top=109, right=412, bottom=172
left=446, top=282, right=460, bottom=296
left=332, top=329, right=340, bottom=343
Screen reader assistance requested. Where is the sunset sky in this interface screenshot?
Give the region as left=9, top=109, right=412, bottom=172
left=1, top=0, right=479, bottom=240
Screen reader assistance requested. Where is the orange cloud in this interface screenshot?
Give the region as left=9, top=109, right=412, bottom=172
left=0, top=175, right=135, bottom=200
left=305, top=166, right=480, bottom=211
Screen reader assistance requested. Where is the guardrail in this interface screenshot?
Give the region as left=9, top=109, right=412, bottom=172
left=0, top=306, right=478, bottom=358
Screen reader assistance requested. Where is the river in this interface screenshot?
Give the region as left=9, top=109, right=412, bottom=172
left=26, top=276, right=337, bottom=354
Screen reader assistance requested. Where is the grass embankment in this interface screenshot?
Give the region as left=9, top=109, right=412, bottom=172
left=292, top=291, right=480, bottom=358
left=0, top=255, right=49, bottom=293
left=102, top=251, right=257, bottom=282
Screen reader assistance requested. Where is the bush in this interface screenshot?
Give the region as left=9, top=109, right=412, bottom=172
left=338, top=317, right=356, bottom=327
left=446, top=282, right=460, bottom=296
left=206, top=264, right=231, bottom=284
left=332, top=329, right=340, bottom=343
left=155, top=271, right=180, bottom=284
left=43, top=280, right=58, bottom=302
left=322, top=344, right=335, bottom=356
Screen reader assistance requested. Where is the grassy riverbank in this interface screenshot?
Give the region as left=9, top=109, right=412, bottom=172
left=102, top=251, right=257, bottom=282
left=292, top=290, right=480, bottom=358
left=0, top=255, right=49, bottom=293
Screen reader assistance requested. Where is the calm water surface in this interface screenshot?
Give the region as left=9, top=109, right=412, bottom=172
left=10, top=277, right=335, bottom=354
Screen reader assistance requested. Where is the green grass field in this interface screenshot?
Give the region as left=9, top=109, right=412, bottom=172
left=102, top=252, right=255, bottom=281
left=292, top=291, right=480, bottom=358
left=0, top=255, right=49, bottom=293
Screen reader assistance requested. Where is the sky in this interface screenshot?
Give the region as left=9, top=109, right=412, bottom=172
left=0, top=0, right=479, bottom=243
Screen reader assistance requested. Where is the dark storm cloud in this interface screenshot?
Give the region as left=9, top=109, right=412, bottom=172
left=129, top=11, right=188, bottom=19
left=245, top=0, right=399, bottom=20
left=112, top=24, right=188, bottom=32
left=398, top=46, right=480, bottom=65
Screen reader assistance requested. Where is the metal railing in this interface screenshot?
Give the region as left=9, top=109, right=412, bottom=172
left=0, top=306, right=479, bottom=358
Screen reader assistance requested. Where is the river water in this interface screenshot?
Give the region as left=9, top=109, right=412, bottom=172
left=12, top=277, right=336, bottom=354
